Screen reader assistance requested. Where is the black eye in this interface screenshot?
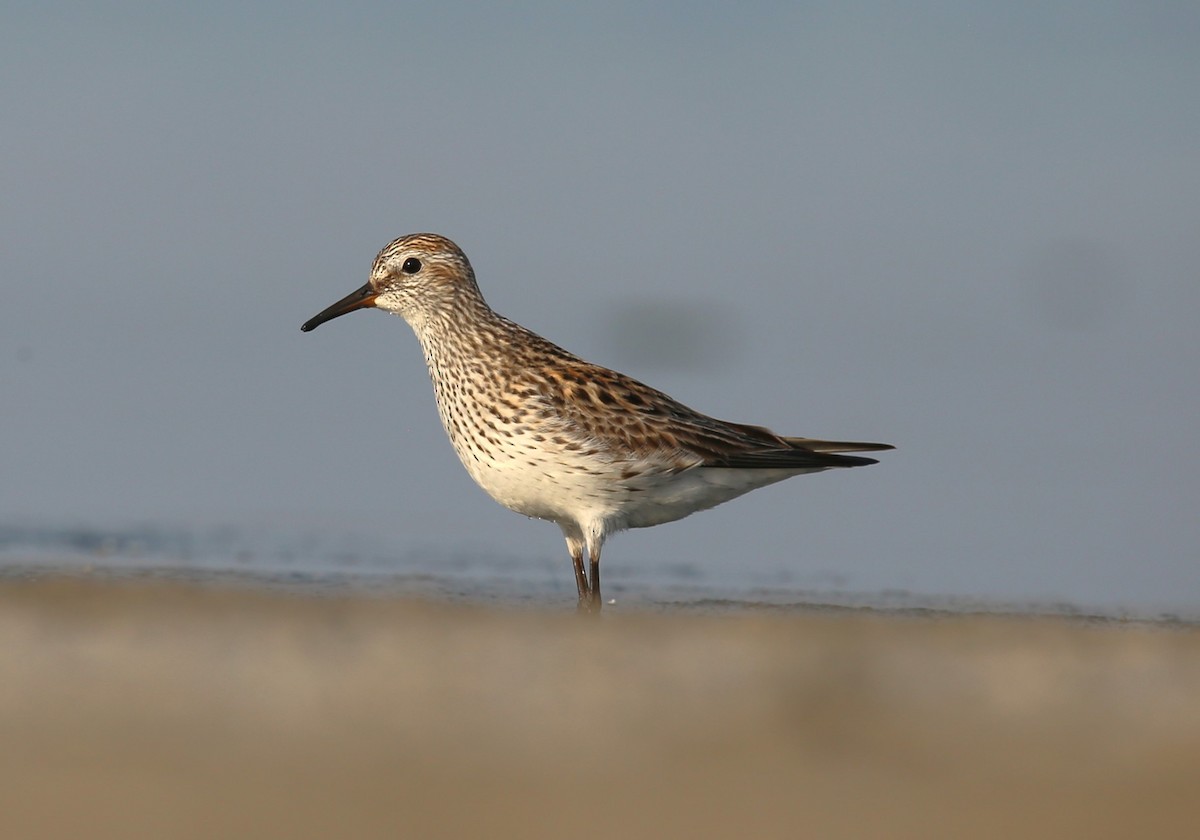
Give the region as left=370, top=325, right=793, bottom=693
left=401, top=257, right=422, bottom=274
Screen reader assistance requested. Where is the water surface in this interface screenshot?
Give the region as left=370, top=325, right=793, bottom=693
left=3, top=522, right=1192, bottom=622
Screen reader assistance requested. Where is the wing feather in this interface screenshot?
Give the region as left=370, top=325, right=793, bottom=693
left=511, top=338, right=892, bottom=472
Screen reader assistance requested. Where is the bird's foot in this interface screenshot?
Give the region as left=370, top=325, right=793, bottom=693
left=575, top=591, right=603, bottom=615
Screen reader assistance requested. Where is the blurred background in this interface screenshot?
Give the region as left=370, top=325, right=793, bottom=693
left=2, top=2, right=1197, bottom=615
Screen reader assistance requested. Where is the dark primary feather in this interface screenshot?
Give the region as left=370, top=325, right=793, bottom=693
left=700, top=445, right=881, bottom=470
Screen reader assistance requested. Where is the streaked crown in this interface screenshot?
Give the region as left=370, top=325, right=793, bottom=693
left=370, top=233, right=485, bottom=323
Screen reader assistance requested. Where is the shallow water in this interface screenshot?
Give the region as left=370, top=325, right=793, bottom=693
left=2, top=522, right=1193, bottom=622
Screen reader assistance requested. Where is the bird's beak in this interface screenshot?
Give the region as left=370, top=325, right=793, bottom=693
left=301, top=283, right=378, bottom=332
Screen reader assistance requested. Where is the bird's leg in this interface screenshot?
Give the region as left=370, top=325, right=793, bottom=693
left=588, top=555, right=602, bottom=611
left=585, top=539, right=603, bottom=612
left=565, top=535, right=592, bottom=608
left=571, top=546, right=591, bottom=603
left=575, top=549, right=601, bottom=614
left=565, top=527, right=603, bottom=614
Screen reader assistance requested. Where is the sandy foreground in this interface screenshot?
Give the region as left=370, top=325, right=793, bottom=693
left=1, top=577, right=1197, bottom=839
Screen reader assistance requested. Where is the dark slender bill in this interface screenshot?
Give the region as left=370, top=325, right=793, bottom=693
left=301, top=283, right=378, bottom=332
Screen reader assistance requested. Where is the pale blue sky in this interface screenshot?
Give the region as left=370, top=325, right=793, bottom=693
left=3, top=3, right=1198, bottom=611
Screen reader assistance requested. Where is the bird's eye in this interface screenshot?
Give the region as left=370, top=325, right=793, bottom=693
left=401, top=257, right=422, bottom=274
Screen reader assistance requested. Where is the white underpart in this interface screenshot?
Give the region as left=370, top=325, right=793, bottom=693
left=616, top=465, right=827, bottom=530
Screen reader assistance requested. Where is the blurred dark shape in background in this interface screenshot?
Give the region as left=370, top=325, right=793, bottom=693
left=1021, top=238, right=1128, bottom=332
left=598, top=298, right=746, bottom=373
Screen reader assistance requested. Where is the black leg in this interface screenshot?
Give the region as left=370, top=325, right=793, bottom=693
left=569, top=543, right=590, bottom=603
left=587, top=547, right=602, bottom=612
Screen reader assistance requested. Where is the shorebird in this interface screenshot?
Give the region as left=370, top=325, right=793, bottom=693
left=302, top=234, right=891, bottom=611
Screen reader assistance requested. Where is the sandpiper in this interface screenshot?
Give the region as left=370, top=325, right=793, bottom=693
left=302, top=234, right=891, bottom=611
